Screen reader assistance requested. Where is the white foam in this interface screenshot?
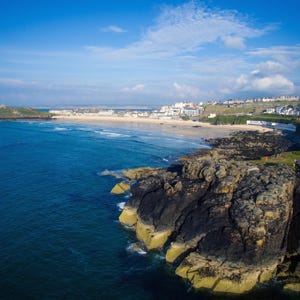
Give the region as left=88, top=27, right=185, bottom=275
left=96, top=131, right=130, bottom=138
left=98, top=169, right=118, bottom=176
left=117, top=202, right=125, bottom=211
left=154, top=253, right=165, bottom=260
left=126, top=243, right=147, bottom=255
left=54, top=127, right=68, bottom=131
left=78, top=127, right=92, bottom=131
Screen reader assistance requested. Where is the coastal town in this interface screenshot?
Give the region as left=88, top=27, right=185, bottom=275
left=50, top=95, right=300, bottom=119
left=49, top=95, right=300, bottom=132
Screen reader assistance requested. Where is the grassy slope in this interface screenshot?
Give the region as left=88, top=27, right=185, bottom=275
left=200, top=101, right=300, bottom=130
left=202, top=114, right=299, bottom=125
left=203, top=101, right=300, bottom=117
left=252, top=151, right=300, bottom=169
left=0, top=106, right=52, bottom=119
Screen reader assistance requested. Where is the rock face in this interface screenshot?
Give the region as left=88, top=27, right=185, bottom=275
left=111, top=181, right=131, bottom=194
left=118, top=131, right=300, bottom=294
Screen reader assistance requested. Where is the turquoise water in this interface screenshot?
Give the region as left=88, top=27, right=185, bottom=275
left=0, top=121, right=297, bottom=300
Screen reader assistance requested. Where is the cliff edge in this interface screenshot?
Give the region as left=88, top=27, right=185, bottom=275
left=118, top=131, right=300, bottom=294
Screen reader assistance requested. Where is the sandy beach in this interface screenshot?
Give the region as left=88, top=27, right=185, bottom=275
left=54, top=115, right=272, bottom=139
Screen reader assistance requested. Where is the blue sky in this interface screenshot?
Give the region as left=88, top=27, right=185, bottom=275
left=0, top=0, right=299, bottom=106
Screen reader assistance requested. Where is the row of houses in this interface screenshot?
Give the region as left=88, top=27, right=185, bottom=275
left=223, top=95, right=299, bottom=105
left=159, top=102, right=204, bottom=117
left=264, top=105, right=300, bottom=116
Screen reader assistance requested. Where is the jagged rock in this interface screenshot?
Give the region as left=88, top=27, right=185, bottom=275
left=205, top=131, right=292, bottom=160
left=276, top=180, right=300, bottom=285
left=122, top=167, right=161, bottom=180
left=119, top=207, right=137, bottom=227
left=118, top=131, right=300, bottom=294
left=110, top=181, right=130, bottom=194
left=284, top=283, right=300, bottom=292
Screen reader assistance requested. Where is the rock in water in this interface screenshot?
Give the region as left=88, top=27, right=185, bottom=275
left=118, top=131, right=299, bottom=294
left=122, top=167, right=161, bottom=180
left=111, top=181, right=130, bottom=194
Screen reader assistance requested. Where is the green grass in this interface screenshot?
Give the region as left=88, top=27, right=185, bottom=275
left=203, top=105, right=254, bottom=116
left=200, top=115, right=249, bottom=125
left=0, top=106, right=52, bottom=119
left=201, top=113, right=299, bottom=128
left=252, top=151, right=300, bottom=169
left=250, top=114, right=298, bottom=124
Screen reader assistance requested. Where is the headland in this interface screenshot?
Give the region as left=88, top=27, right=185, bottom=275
left=0, top=105, right=52, bottom=120
left=115, top=131, right=300, bottom=295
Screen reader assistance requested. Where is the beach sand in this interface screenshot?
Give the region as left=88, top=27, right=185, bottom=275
left=53, top=115, right=272, bottom=139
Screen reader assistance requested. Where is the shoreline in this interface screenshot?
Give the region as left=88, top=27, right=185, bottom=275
left=53, top=115, right=272, bottom=139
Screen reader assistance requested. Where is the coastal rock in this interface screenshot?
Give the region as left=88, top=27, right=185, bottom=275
left=119, top=207, right=137, bottom=227
left=118, top=131, right=299, bottom=294
left=111, top=181, right=130, bottom=194
left=284, top=283, right=300, bottom=292
left=205, top=131, right=292, bottom=160
left=276, top=174, right=300, bottom=288
left=122, top=167, right=161, bottom=180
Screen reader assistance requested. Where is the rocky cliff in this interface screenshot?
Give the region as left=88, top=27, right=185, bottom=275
left=118, top=131, right=300, bottom=294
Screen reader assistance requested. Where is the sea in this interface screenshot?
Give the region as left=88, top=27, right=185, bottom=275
left=0, top=121, right=297, bottom=300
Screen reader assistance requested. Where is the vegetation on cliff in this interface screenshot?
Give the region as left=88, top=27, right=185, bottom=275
left=0, top=105, right=52, bottom=119
left=117, top=131, right=300, bottom=295
left=201, top=113, right=300, bottom=128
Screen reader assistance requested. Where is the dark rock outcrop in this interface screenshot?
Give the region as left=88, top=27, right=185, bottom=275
left=205, top=131, right=292, bottom=160
left=118, top=131, right=300, bottom=294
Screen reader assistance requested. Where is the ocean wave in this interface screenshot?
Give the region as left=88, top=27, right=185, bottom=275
left=154, top=253, right=165, bottom=260
left=78, top=127, right=93, bottom=131
left=54, top=127, right=68, bottom=131
left=126, top=242, right=147, bottom=255
left=96, top=131, right=131, bottom=138
left=97, top=169, right=122, bottom=178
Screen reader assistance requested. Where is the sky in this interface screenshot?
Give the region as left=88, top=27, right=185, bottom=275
left=0, top=0, right=300, bottom=106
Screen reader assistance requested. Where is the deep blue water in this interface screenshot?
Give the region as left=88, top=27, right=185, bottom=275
left=0, top=121, right=297, bottom=300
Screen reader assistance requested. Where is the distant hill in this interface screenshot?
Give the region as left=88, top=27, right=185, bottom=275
left=0, top=105, right=53, bottom=120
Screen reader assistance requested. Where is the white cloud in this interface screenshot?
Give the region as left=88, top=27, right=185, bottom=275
left=121, top=84, right=145, bottom=92
left=247, top=45, right=300, bottom=73
left=221, top=36, right=245, bottom=49
left=229, top=56, right=297, bottom=95
left=87, top=1, right=268, bottom=60
left=235, top=74, right=249, bottom=86
left=233, top=72, right=294, bottom=95
left=251, top=61, right=287, bottom=76
left=0, top=78, right=31, bottom=86
left=173, top=82, right=201, bottom=99
left=252, top=75, right=294, bottom=92
left=101, top=25, right=126, bottom=33
left=247, top=45, right=300, bottom=60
